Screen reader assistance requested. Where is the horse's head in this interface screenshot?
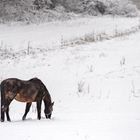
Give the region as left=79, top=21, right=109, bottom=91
left=44, top=101, right=54, bottom=119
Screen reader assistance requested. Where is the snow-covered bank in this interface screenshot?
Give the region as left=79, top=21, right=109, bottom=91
left=0, top=16, right=139, bottom=51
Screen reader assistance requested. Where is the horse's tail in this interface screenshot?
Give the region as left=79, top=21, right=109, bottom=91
left=0, top=81, right=5, bottom=122
left=0, top=82, right=5, bottom=112
left=0, top=84, right=1, bottom=109
left=0, top=83, right=2, bottom=121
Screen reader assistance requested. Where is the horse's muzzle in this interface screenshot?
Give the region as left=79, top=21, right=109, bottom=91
left=45, top=113, right=51, bottom=119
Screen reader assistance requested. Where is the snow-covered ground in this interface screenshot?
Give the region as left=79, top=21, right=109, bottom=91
left=1, top=16, right=140, bottom=140
left=0, top=16, right=139, bottom=51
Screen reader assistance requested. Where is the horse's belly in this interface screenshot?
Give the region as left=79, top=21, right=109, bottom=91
left=15, top=93, right=36, bottom=102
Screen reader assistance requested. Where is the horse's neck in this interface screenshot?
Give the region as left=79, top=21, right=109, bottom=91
left=43, top=94, right=51, bottom=105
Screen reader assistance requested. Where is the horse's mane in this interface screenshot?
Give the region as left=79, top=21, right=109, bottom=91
left=28, top=77, right=39, bottom=82
left=29, top=77, right=52, bottom=102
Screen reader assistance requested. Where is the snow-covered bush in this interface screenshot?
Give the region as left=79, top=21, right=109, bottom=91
left=57, top=0, right=139, bottom=17
left=54, top=4, right=66, bottom=13
left=0, top=0, right=139, bottom=23
left=0, top=0, right=34, bottom=22
left=33, top=0, right=55, bottom=9
left=82, top=0, right=139, bottom=17
left=105, top=0, right=139, bottom=17
left=0, top=0, right=74, bottom=23
left=81, top=0, right=106, bottom=15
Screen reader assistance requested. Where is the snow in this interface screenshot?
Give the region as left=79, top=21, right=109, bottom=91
left=1, top=16, right=140, bottom=140
left=0, top=16, right=139, bottom=51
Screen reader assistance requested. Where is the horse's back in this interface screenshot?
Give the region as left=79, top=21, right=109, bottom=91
left=1, top=78, right=22, bottom=92
left=0, top=77, right=50, bottom=102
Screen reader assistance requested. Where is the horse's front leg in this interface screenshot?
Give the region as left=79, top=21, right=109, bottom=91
left=36, top=100, right=42, bottom=120
left=22, top=103, right=32, bottom=120
left=6, top=107, right=11, bottom=122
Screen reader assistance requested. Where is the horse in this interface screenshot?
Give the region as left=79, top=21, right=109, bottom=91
left=0, top=77, right=54, bottom=122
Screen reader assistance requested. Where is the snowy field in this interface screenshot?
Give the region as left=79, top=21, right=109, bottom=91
left=0, top=16, right=140, bottom=51
left=1, top=16, right=140, bottom=140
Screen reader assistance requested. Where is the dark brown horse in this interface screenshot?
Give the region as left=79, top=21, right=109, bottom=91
left=0, top=77, right=54, bottom=122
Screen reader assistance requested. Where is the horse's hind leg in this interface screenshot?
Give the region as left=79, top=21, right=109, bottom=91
left=1, top=100, right=12, bottom=122
left=6, top=107, right=11, bottom=122
left=4, top=93, right=17, bottom=122
left=22, top=103, right=32, bottom=120
left=1, top=105, right=5, bottom=122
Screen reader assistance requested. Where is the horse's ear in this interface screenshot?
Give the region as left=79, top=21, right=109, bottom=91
left=52, top=102, right=54, bottom=106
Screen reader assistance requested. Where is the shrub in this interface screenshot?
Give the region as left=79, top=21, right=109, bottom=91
left=82, top=0, right=107, bottom=15
left=105, top=0, right=139, bottom=17
left=33, top=0, right=55, bottom=10
left=0, top=0, right=139, bottom=23
left=56, top=0, right=139, bottom=17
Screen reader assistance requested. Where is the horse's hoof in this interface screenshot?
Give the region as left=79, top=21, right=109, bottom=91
left=22, top=115, right=26, bottom=121
left=22, top=118, right=25, bottom=121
